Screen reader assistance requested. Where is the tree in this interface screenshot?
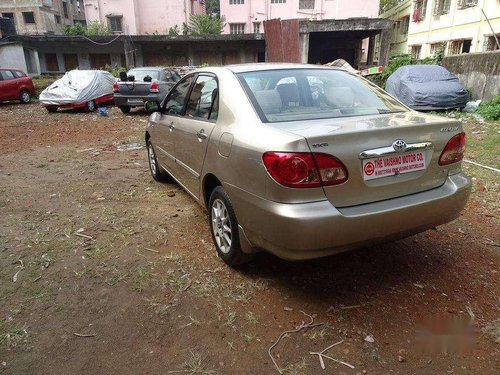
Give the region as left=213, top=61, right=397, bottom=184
left=205, top=0, right=220, bottom=16
left=62, top=21, right=111, bottom=36
left=379, top=0, right=402, bottom=13
left=188, top=14, right=225, bottom=35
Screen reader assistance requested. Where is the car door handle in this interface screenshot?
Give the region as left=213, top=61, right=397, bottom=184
left=196, top=129, right=207, bottom=140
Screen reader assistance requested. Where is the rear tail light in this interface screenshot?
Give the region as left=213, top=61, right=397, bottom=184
left=439, top=132, right=466, bottom=166
left=262, top=152, right=348, bottom=188
left=113, top=81, right=119, bottom=93
left=150, top=82, right=160, bottom=93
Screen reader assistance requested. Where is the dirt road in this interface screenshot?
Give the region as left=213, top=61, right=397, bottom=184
left=0, top=103, right=498, bottom=375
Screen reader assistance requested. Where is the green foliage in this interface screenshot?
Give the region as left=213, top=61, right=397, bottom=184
left=367, top=49, right=447, bottom=88
left=182, top=22, right=189, bottom=36
left=205, top=0, right=220, bottom=15
left=187, top=14, right=225, bottom=35
left=379, top=0, right=403, bottom=13
left=86, top=21, right=112, bottom=36
left=168, top=25, right=180, bottom=36
left=61, top=21, right=111, bottom=36
left=62, top=23, right=86, bottom=36
left=476, top=96, right=500, bottom=121
left=102, top=64, right=127, bottom=78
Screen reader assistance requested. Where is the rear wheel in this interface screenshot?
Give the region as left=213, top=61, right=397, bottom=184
left=119, top=106, right=131, bottom=114
left=147, top=139, right=170, bottom=182
left=20, top=90, right=31, bottom=104
left=86, top=100, right=97, bottom=112
left=209, top=186, right=254, bottom=267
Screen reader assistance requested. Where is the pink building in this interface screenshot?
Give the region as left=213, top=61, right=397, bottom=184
left=221, top=0, right=380, bottom=35
left=83, top=0, right=205, bottom=35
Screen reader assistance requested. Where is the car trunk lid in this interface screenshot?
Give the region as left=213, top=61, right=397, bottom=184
left=270, top=112, right=463, bottom=207
left=116, top=81, right=155, bottom=96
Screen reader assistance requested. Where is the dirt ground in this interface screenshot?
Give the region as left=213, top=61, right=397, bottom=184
left=0, top=103, right=498, bottom=375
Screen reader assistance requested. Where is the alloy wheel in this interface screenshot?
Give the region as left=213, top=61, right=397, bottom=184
left=211, top=198, right=232, bottom=254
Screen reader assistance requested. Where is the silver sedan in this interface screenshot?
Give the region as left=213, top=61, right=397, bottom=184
left=145, top=64, right=471, bottom=266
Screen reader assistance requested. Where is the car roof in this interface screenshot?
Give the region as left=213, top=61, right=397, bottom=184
left=223, top=63, right=344, bottom=73
left=129, top=67, right=168, bottom=71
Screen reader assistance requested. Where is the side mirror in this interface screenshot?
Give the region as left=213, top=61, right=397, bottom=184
left=145, top=101, right=160, bottom=113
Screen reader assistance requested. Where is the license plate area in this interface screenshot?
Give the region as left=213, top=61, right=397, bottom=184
left=362, top=151, right=426, bottom=181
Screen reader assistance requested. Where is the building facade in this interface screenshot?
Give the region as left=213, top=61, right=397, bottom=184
left=221, top=0, right=380, bottom=35
left=408, top=0, right=499, bottom=58
left=0, top=0, right=85, bottom=35
left=83, top=0, right=205, bottom=35
left=378, top=0, right=411, bottom=57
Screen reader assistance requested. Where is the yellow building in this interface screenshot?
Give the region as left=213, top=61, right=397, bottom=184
left=379, top=0, right=412, bottom=57
left=408, top=0, right=500, bottom=58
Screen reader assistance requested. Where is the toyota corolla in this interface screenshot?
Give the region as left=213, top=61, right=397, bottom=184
left=145, top=64, right=471, bottom=266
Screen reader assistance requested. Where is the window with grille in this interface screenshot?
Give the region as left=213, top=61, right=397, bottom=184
left=108, top=16, right=123, bottom=32
left=448, top=40, right=471, bottom=55
left=433, top=0, right=451, bottom=16
left=411, top=45, right=422, bottom=59
left=229, top=23, right=245, bottom=34
left=271, top=0, right=286, bottom=3
left=412, top=0, right=427, bottom=22
left=253, top=22, right=260, bottom=33
left=22, top=12, right=35, bottom=24
left=299, top=0, right=314, bottom=9
left=485, top=34, right=500, bottom=51
left=400, top=16, right=409, bottom=34
left=457, top=0, right=478, bottom=9
left=229, top=0, right=244, bottom=4
left=430, top=42, right=446, bottom=56
left=62, top=1, right=69, bottom=18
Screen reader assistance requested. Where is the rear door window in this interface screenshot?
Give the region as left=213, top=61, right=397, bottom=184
left=185, top=75, right=219, bottom=121
left=12, top=71, right=25, bottom=78
left=0, top=71, right=15, bottom=80
left=163, top=75, right=195, bottom=116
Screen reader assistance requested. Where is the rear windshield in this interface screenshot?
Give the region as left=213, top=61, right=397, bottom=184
left=237, top=69, right=407, bottom=123
left=127, top=69, right=160, bottom=81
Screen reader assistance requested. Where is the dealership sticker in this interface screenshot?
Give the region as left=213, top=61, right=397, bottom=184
left=362, top=152, right=426, bottom=181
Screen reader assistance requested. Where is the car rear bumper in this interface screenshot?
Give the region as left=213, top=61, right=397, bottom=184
left=114, top=93, right=160, bottom=107
left=227, top=172, right=471, bottom=260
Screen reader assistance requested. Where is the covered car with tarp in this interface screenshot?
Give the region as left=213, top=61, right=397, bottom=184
left=386, top=65, right=468, bottom=111
left=40, top=70, right=115, bottom=112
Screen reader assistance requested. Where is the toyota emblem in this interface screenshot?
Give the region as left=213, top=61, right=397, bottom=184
left=392, top=139, right=407, bottom=152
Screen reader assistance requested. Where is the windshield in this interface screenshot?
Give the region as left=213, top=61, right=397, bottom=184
left=127, top=69, right=160, bottom=82
left=237, top=69, right=407, bottom=123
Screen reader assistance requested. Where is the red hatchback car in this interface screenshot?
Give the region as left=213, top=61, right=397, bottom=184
left=0, top=68, right=36, bottom=104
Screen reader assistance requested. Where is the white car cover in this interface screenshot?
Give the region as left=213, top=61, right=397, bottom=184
left=39, top=70, right=115, bottom=106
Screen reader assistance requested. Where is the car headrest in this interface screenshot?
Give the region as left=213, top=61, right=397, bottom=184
left=276, top=83, right=299, bottom=107
left=254, top=89, right=282, bottom=114
left=324, top=85, right=355, bottom=108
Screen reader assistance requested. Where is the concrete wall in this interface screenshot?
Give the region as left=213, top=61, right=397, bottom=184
left=221, top=0, right=380, bottom=34
left=442, top=51, right=500, bottom=101
left=0, top=43, right=28, bottom=72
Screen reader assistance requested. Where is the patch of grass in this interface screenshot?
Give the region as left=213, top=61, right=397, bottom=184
left=180, top=351, right=214, bottom=374
left=476, top=96, right=500, bottom=121
left=0, top=323, right=30, bottom=350
left=244, top=311, right=259, bottom=325
left=132, top=267, right=151, bottom=292
left=304, top=327, right=331, bottom=340
left=241, top=333, right=259, bottom=343
left=180, top=316, right=201, bottom=329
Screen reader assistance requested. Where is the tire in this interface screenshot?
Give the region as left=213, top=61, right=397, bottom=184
left=19, top=90, right=31, bottom=104
left=208, top=186, right=254, bottom=266
left=147, top=139, right=170, bottom=182
left=46, top=106, right=58, bottom=113
left=119, top=106, right=131, bottom=114
left=86, top=100, right=97, bottom=112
